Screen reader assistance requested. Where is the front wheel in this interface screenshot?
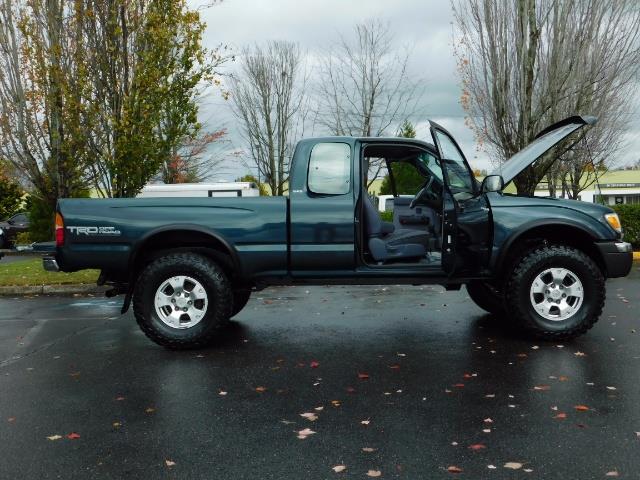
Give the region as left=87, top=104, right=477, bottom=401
left=133, top=252, right=233, bottom=349
left=504, top=245, right=605, bottom=340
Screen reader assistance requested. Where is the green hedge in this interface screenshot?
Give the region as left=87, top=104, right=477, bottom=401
left=613, top=204, right=640, bottom=248
left=380, top=211, right=393, bottom=222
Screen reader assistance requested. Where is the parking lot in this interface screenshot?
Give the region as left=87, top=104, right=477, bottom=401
left=1, top=265, right=639, bottom=479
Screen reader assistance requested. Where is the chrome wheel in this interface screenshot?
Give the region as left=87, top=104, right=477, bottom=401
left=154, top=275, right=208, bottom=329
left=529, top=267, right=584, bottom=321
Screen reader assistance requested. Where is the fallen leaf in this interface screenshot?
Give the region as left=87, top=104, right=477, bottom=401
left=361, top=420, right=370, bottom=425
left=389, top=364, right=401, bottom=370
left=362, top=447, right=377, bottom=452
left=310, top=361, right=320, bottom=368
left=332, top=465, right=346, bottom=473
left=115, top=396, right=125, bottom=401
left=554, top=413, right=567, bottom=419
left=66, top=432, right=80, bottom=440
left=331, top=400, right=341, bottom=407
left=358, top=372, right=370, bottom=380
left=447, top=466, right=463, bottom=473
left=606, top=386, right=617, bottom=391
left=69, top=372, right=81, bottom=377
left=145, top=407, right=155, bottom=413
left=482, top=429, right=491, bottom=433
left=574, top=405, right=590, bottom=411
left=314, top=406, right=324, bottom=411
left=533, top=385, right=550, bottom=391
left=558, top=376, right=569, bottom=382
left=47, top=435, right=62, bottom=441
left=605, top=471, right=619, bottom=477
left=255, top=386, right=267, bottom=393
left=7, top=417, right=15, bottom=423
left=112, top=421, right=121, bottom=427
left=297, top=428, right=316, bottom=439
left=483, top=418, right=493, bottom=423
left=487, top=465, right=497, bottom=469
left=300, top=413, right=318, bottom=421
left=366, top=470, right=382, bottom=477
left=574, top=351, right=586, bottom=357
left=524, top=468, right=533, bottom=473
left=504, top=462, right=523, bottom=470
left=468, top=443, right=486, bottom=451
left=346, top=386, right=356, bottom=393
left=165, top=460, right=176, bottom=467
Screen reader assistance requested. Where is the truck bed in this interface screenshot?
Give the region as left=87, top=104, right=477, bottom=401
left=56, top=196, right=289, bottom=278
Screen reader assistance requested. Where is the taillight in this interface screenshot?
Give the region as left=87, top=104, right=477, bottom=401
left=55, top=212, right=64, bottom=246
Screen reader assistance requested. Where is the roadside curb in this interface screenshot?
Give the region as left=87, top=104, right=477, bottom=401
left=0, top=284, right=107, bottom=296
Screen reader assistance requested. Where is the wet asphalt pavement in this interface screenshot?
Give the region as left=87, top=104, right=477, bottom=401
left=1, top=266, right=639, bottom=479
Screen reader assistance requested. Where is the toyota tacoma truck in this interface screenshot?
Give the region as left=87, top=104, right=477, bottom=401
left=43, top=115, right=633, bottom=348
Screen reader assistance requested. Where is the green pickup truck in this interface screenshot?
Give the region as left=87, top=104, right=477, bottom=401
left=44, top=116, right=633, bottom=348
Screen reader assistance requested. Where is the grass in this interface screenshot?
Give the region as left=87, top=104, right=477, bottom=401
left=0, top=258, right=98, bottom=286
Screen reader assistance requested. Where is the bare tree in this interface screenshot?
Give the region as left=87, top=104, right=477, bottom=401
left=453, top=0, right=640, bottom=198
left=316, top=19, right=422, bottom=185
left=230, top=41, right=307, bottom=196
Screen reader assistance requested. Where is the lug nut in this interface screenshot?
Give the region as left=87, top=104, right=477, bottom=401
left=171, top=298, right=176, bottom=303
left=183, top=307, right=188, bottom=312
left=188, top=301, right=192, bottom=305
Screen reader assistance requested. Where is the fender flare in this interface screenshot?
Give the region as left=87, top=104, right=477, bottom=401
left=493, top=218, right=599, bottom=275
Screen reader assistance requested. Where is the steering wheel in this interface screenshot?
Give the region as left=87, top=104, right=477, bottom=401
left=410, top=176, right=435, bottom=209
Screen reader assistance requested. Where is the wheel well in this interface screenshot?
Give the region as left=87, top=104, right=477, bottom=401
left=498, top=224, right=606, bottom=277
left=131, top=229, right=240, bottom=282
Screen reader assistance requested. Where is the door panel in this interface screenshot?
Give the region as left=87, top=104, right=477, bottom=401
left=429, top=121, right=492, bottom=275
left=289, top=141, right=356, bottom=273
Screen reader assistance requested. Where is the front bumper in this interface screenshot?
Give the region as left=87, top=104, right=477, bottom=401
left=43, top=256, right=60, bottom=272
left=596, top=241, right=633, bottom=278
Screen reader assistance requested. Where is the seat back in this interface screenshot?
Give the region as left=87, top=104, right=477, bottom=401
left=363, top=193, right=383, bottom=237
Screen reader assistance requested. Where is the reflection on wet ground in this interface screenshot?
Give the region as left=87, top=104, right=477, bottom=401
left=0, top=265, right=639, bottom=479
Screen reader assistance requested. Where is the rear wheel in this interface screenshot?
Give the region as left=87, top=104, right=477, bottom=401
left=133, top=252, right=233, bottom=349
left=231, top=289, right=251, bottom=317
left=504, top=245, right=605, bottom=340
left=466, top=280, right=505, bottom=315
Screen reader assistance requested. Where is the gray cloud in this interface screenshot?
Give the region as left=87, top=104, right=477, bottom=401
left=191, top=0, right=640, bottom=179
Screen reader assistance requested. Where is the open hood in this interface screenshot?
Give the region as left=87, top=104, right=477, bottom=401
left=490, top=115, right=597, bottom=185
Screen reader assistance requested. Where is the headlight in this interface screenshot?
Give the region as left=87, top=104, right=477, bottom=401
left=605, top=213, right=622, bottom=233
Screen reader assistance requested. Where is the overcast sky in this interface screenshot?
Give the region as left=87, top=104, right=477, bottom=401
left=191, top=0, right=640, bottom=180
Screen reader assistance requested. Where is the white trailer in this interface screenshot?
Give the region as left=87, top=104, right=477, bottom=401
left=138, top=182, right=260, bottom=198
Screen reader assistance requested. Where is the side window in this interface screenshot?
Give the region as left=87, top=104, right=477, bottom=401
left=308, top=143, right=351, bottom=195
left=12, top=214, right=27, bottom=224
left=434, top=131, right=475, bottom=193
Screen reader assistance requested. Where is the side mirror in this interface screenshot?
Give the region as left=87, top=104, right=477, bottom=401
left=481, top=175, right=504, bottom=193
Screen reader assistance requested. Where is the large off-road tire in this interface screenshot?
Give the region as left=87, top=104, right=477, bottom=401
left=231, top=289, right=251, bottom=317
left=466, top=280, right=505, bottom=316
left=504, top=245, right=605, bottom=340
left=133, top=252, right=233, bottom=349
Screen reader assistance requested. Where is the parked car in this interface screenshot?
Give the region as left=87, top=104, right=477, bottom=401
left=43, top=115, right=633, bottom=348
left=0, top=212, right=29, bottom=249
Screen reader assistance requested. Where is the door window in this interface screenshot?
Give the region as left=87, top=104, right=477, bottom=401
left=308, top=143, right=351, bottom=195
left=433, top=131, right=475, bottom=195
